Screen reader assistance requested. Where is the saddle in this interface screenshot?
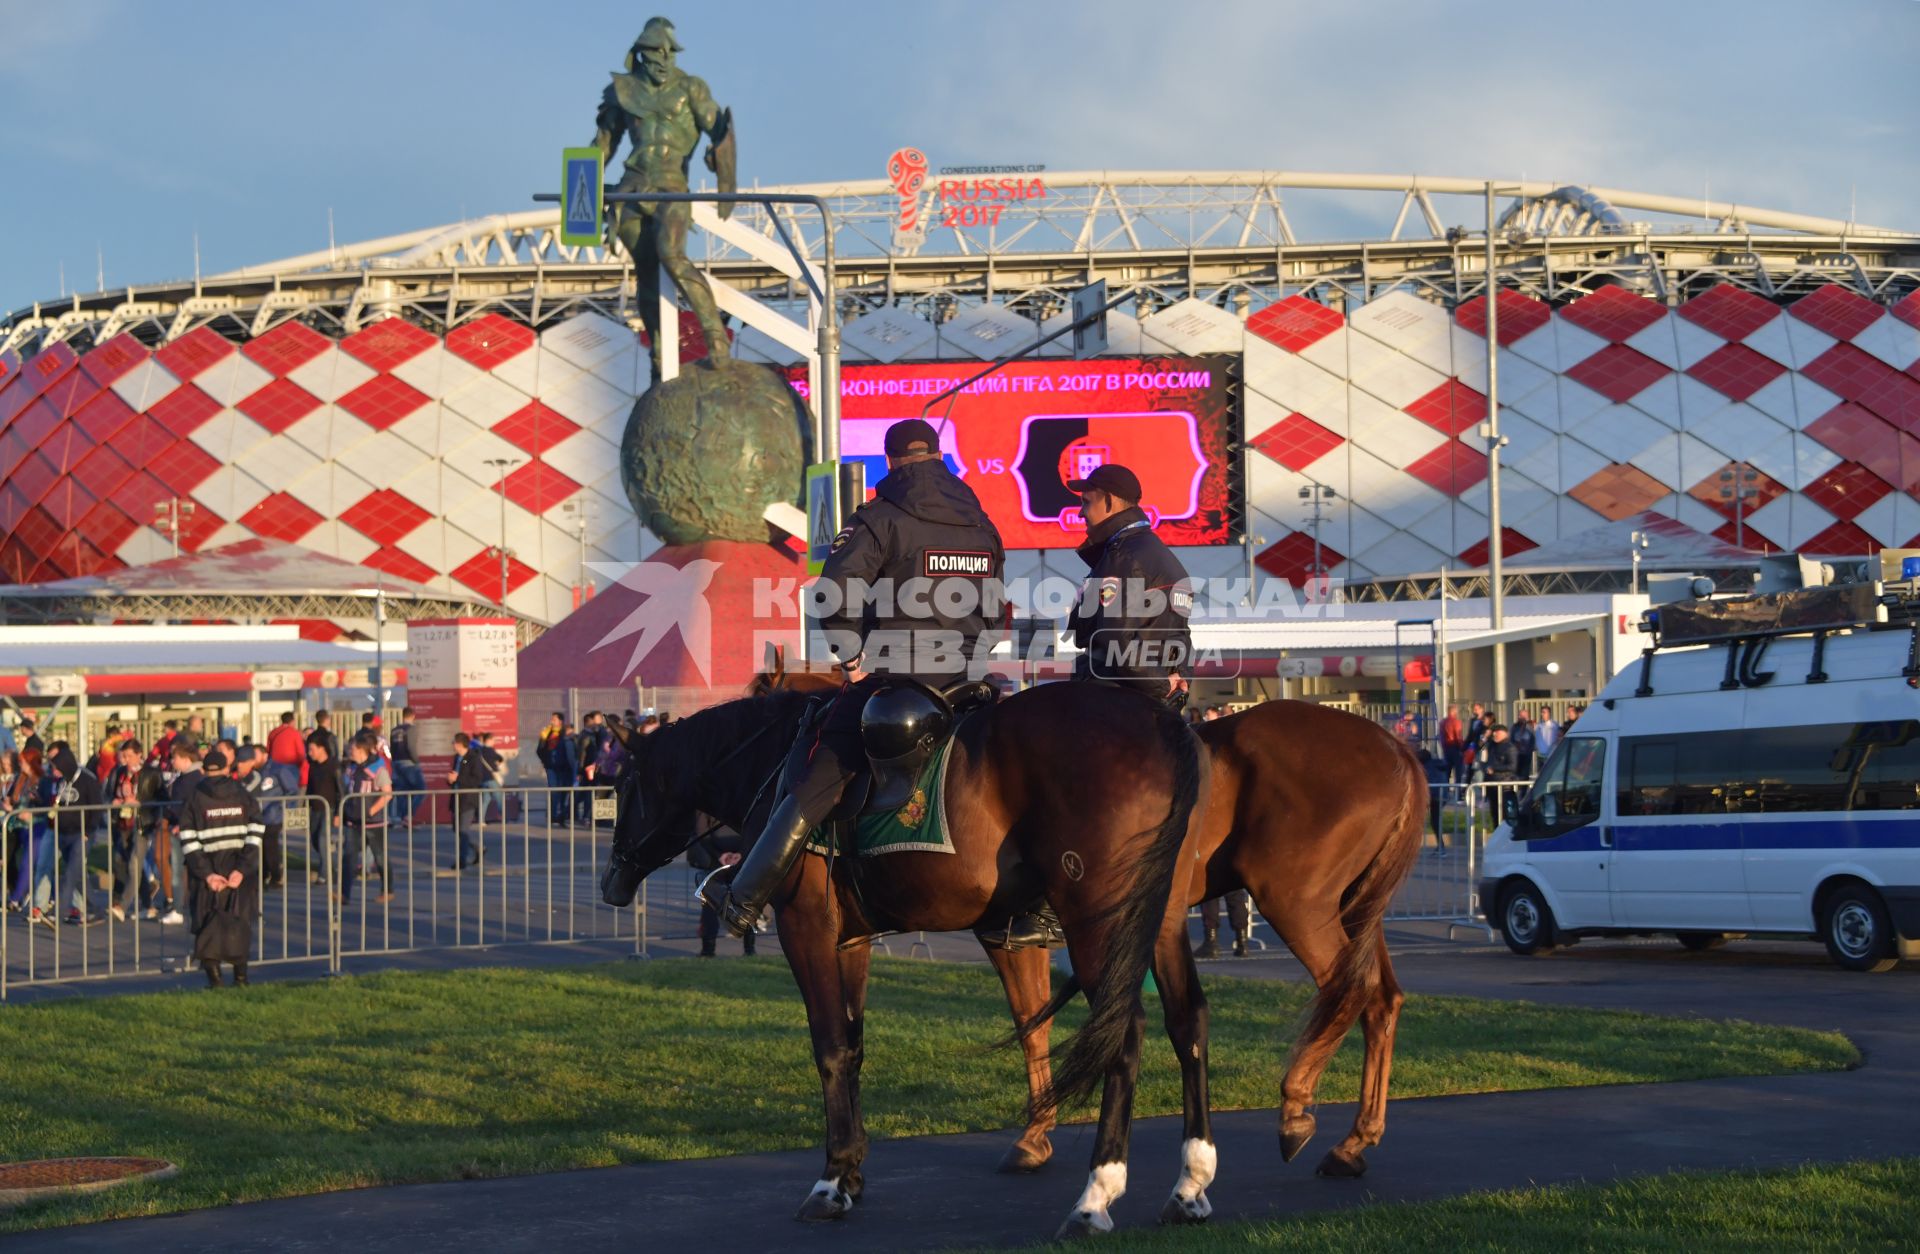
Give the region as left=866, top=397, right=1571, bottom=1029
left=822, top=678, right=998, bottom=823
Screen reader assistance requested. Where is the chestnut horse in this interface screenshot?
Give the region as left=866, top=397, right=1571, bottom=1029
left=599, top=681, right=1206, bottom=1238
left=762, top=661, right=1425, bottom=1193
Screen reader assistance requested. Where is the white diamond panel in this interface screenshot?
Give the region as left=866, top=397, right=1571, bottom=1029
left=1142, top=298, right=1243, bottom=354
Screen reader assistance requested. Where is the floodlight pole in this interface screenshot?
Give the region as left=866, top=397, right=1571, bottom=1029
left=484, top=456, right=522, bottom=607
left=1484, top=182, right=1511, bottom=712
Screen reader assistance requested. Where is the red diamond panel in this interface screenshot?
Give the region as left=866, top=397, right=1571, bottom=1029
left=76, top=500, right=140, bottom=557
left=1789, top=285, right=1883, bottom=342
left=0, top=426, right=34, bottom=482
left=39, top=477, right=98, bottom=530
left=1404, top=442, right=1488, bottom=494
left=336, top=373, right=431, bottom=430
left=146, top=438, right=222, bottom=496
left=1568, top=463, right=1671, bottom=521
left=9, top=451, right=59, bottom=507
left=340, top=320, right=436, bottom=372
left=1249, top=413, right=1343, bottom=472
left=71, top=391, right=138, bottom=447
left=1564, top=344, right=1672, bottom=403
left=110, top=414, right=177, bottom=468
left=109, top=472, right=173, bottom=522
left=0, top=539, right=30, bottom=584
left=1686, top=461, right=1787, bottom=521
left=243, top=321, right=332, bottom=376
left=1253, top=531, right=1344, bottom=588
left=1403, top=379, right=1487, bottom=436
left=445, top=314, right=536, bottom=370
left=1684, top=342, right=1787, bottom=402
left=500, top=460, right=581, bottom=513
left=236, top=376, right=322, bottom=434
left=239, top=492, right=326, bottom=543
left=1245, top=295, right=1345, bottom=353
left=70, top=444, right=139, bottom=500
left=1803, top=344, right=1920, bottom=430
left=1801, top=462, right=1892, bottom=521
left=41, top=368, right=101, bottom=421
left=1803, top=519, right=1878, bottom=556
left=146, top=383, right=222, bottom=438
left=1677, top=284, right=1781, bottom=342
left=79, top=334, right=147, bottom=390
left=492, top=400, right=582, bottom=456
left=363, top=545, right=439, bottom=585
left=1893, top=290, right=1920, bottom=332
left=1457, top=528, right=1538, bottom=568
left=340, top=488, right=432, bottom=546
left=12, top=505, right=64, bottom=560
left=1453, top=288, right=1551, bottom=346
left=153, top=326, right=234, bottom=382
left=18, top=343, right=79, bottom=402
left=1807, top=405, right=1920, bottom=495
left=10, top=398, right=61, bottom=454
left=36, top=414, right=92, bottom=474
left=450, top=547, right=538, bottom=600
left=1558, top=286, right=1665, bottom=344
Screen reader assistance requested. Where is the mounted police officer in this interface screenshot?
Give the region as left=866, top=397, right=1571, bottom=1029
left=701, top=418, right=1008, bottom=937
left=1068, top=463, right=1194, bottom=708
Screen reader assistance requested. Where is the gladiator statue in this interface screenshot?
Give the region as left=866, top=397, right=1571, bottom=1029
left=593, top=16, right=736, bottom=376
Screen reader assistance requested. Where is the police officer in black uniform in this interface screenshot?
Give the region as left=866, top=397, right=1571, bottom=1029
left=702, top=418, right=1008, bottom=937
left=1069, top=463, right=1194, bottom=707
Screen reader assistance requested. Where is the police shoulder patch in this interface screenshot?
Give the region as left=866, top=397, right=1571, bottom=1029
left=1097, top=576, right=1120, bottom=608
left=830, top=526, right=853, bottom=552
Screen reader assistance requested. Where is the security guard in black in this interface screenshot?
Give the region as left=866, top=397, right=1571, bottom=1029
left=1069, top=462, right=1194, bottom=701
left=702, top=418, right=1007, bottom=938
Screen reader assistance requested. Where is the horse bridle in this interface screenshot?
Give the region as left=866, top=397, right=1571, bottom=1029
left=606, top=713, right=790, bottom=879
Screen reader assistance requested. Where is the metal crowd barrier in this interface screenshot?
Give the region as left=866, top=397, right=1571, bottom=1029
left=1385, top=780, right=1534, bottom=929
left=2, top=785, right=654, bottom=999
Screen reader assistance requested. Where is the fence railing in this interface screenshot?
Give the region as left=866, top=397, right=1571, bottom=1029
left=2, top=785, right=657, bottom=999
left=1387, top=780, right=1532, bottom=927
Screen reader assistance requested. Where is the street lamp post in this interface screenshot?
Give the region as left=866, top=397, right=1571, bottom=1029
left=483, top=457, right=523, bottom=608
left=1483, top=181, right=1516, bottom=709
left=1720, top=463, right=1759, bottom=548
left=152, top=497, right=196, bottom=559
left=561, top=497, right=600, bottom=609
left=1299, top=483, right=1338, bottom=589
left=1630, top=528, right=1651, bottom=594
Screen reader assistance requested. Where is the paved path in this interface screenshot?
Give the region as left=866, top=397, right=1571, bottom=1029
left=12, top=933, right=1917, bottom=1251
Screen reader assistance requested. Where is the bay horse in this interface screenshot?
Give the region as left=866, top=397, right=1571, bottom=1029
left=763, top=660, right=1425, bottom=1197
left=599, top=680, right=1206, bottom=1238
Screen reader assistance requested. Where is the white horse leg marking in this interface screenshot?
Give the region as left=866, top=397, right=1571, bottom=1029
left=1066, top=1161, right=1127, bottom=1233
left=1168, top=1137, right=1216, bottom=1219
left=807, top=1175, right=853, bottom=1213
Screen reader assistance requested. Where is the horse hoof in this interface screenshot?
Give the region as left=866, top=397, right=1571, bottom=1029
left=1159, top=1192, right=1212, bottom=1225
left=997, top=1140, right=1052, bottom=1174
left=1315, top=1147, right=1367, bottom=1178
left=1279, top=1115, right=1316, bottom=1162
left=795, top=1180, right=854, bottom=1221
left=1054, top=1209, right=1114, bottom=1240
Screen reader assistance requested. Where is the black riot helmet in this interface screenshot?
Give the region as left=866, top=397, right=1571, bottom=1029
left=860, top=683, right=953, bottom=765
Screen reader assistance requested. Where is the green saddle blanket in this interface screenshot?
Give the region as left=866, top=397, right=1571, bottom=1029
left=806, top=738, right=956, bottom=857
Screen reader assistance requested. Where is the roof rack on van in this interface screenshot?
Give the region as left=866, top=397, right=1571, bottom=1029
left=1630, top=580, right=1912, bottom=698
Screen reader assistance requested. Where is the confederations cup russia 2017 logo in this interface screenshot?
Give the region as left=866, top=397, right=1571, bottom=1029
left=888, top=147, right=929, bottom=247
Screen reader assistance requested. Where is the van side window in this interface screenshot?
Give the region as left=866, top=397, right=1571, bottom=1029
left=1620, top=721, right=1920, bottom=814
left=1518, top=736, right=1605, bottom=839
left=1618, top=736, right=1741, bottom=816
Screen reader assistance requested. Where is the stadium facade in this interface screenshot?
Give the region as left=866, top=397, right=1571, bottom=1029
left=2, top=172, right=1917, bottom=636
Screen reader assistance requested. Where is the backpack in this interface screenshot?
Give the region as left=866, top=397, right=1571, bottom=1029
left=486, top=747, right=508, bottom=785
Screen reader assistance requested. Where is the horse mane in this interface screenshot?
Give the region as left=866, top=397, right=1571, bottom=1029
left=641, top=688, right=813, bottom=806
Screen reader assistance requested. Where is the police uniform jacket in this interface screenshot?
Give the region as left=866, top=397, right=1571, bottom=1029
left=818, top=457, right=1007, bottom=686
left=178, top=774, right=264, bottom=961
left=239, top=764, right=288, bottom=827
left=1071, top=505, right=1194, bottom=684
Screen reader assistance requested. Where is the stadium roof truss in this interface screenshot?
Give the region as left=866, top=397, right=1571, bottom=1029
left=5, top=173, right=1916, bottom=356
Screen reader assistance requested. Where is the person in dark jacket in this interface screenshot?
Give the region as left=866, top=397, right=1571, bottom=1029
left=389, top=707, right=425, bottom=827
left=1510, top=716, right=1536, bottom=779
left=448, top=732, right=491, bottom=869
left=341, top=733, right=394, bottom=904
left=702, top=417, right=1008, bottom=939
left=105, top=740, right=167, bottom=922
left=158, top=742, right=203, bottom=925
left=1066, top=463, right=1193, bottom=706
left=45, top=741, right=103, bottom=924
left=306, top=710, right=339, bottom=774
left=305, top=737, right=343, bottom=885
left=234, top=745, right=289, bottom=890
left=177, top=749, right=263, bottom=987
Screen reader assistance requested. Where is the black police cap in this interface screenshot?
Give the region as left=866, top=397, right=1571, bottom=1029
left=884, top=418, right=942, bottom=458
left=1066, top=463, right=1143, bottom=502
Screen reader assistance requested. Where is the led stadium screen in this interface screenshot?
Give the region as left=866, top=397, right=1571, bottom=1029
left=789, top=356, right=1236, bottom=549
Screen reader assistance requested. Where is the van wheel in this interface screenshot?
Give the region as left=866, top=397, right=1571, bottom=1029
left=1821, top=884, right=1898, bottom=973
left=1499, top=881, right=1556, bottom=956
left=1676, top=931, right=1726, bottom=952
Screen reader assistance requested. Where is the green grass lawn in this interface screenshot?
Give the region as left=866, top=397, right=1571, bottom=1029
left=0, top=958, right=1855, bottom=1231
left=1067, top=1157, right=1920, bottom=1252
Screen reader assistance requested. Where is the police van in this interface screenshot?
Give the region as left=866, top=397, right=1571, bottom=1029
left=1479, top=570, right=1920, bottom=972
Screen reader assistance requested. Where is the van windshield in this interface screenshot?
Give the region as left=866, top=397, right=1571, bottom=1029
left=1517, top=736, right=1605, bottom=838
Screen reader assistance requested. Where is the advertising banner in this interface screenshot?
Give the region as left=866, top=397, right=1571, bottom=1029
left=789, top=355, right=1235, bottom=548
left=406, top=618, right=520, bottom=780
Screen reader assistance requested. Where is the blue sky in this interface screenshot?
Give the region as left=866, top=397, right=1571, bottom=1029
left=1, top=0, right=1915, bottom=310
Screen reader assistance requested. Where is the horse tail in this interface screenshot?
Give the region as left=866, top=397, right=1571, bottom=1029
left=1289, top=736, right=1424, bottom=1069
left=1038, top=704, right=1202, bottom=1114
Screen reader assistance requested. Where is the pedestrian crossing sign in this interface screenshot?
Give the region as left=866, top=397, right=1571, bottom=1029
left=561, top=147, right=604, bottom=247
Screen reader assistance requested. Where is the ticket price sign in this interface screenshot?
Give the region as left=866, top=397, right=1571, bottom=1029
left=406, top=618, right=521, bottom=789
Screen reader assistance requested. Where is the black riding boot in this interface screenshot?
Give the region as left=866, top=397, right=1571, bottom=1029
left=203, top=960, right=223, bottom=989
left=1196, top=928, right=1220, bottom=960
left=700, top=793, right=812, bottom=939
left=976, top=902, right=1066, bottom=950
